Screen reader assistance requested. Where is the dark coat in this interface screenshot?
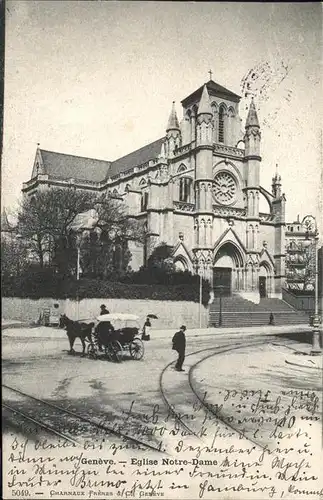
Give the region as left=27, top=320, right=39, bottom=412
left=96, top=321, right=115, bottom=345
left=172, top=330, right=186, bottom=352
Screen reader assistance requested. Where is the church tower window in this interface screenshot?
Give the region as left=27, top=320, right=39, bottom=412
left=179, top=177, right=192, bottom=202
left=141, top=192, right=148, bottom=212
left=218, top=105, right=225, bottom=143
left=177, top=165, right=192, bottom=202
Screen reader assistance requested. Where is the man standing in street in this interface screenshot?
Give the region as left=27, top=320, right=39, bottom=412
left=172, top=325, right=186, bottom=372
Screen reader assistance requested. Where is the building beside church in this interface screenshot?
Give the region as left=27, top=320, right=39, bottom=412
left=22, top=78, right=287, bottom=302
left=285, top=215, right=318, bottom=291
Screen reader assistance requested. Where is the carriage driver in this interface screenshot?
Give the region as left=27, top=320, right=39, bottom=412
left=100, top=304, right=110, bottom=315
left=96, top=320, right=115, bottom=352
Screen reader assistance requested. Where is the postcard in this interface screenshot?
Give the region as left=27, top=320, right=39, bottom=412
left=2, top=2, right=322, bottom=499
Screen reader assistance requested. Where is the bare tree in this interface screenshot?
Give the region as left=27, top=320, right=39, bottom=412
left=17, top=189, right=93, bottom=271
left=83, top=193, right=145, bottom=278
left=17, top=190, right=145, bottom=278
left=1, top=236, right=29, bottom=278
left=94, top=193, right=144, bottom=241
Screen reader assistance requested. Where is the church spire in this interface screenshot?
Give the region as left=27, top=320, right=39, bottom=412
left=272, top=164, right=282, bottom=198
left=165, top=101, right=181, bottom=156
left=197, top=85, right=212, bottom=116
left=166, top=101, right=180, bottom=132
left=245, top=97, right=260, bottom=128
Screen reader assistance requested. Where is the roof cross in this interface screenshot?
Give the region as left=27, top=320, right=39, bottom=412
left=208, top=69, right=213, bottom=81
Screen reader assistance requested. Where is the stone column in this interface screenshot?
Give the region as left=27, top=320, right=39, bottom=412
left=236, top=268, right=241, bottom=290
left=232, top=268, right=237, bottom=293
left=191, top=113, right=196, bottom=144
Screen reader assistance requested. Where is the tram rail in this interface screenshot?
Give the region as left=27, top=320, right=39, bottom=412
left=3, top=384, right=162, bottom=453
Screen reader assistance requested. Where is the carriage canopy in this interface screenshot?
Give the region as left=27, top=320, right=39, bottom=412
left=97, top=313, right=140, bottom=322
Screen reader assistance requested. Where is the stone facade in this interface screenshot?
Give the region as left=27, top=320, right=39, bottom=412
left=22, top=79, right=287, bottom=301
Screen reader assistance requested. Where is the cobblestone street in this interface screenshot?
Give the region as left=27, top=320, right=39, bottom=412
left=2, top=325, right=322, bottom=499
left=3, top=326, right=321, bottom=442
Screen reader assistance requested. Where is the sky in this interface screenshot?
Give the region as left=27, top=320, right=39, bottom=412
left=2, top=1, right=322, bottom=232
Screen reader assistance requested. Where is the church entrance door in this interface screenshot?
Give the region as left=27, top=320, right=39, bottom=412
left=259, top=276, right=267, bottom=298
left=213, top=267, right=232, bottom=297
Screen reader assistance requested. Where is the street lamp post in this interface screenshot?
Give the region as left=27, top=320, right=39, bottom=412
left=199, top=273, right=202, bottom=329
left=76, top=245, right=81, bottom=281
left=69, top=211, right=98, bottom=321
left=303, top=216, right=321, bottom=355
left=311, top=230, right=321, bottom=355
left=196, top=260, right=205, bottom=329
left=75, top=231, right=83, bottom=320
left=214, top=285, right=225, bottom=327
left=219, top=290, right=223, bottom=327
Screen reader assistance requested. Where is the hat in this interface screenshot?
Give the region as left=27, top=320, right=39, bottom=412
left=100, top=304, right=107, bottom=309
left=180, top=325, right=186, bottom=330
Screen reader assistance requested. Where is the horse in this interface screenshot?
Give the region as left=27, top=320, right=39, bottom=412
left=59, top=314, right=94, bottom=356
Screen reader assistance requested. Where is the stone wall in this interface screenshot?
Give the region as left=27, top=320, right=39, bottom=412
left=2, top=297, right=208, bottom=329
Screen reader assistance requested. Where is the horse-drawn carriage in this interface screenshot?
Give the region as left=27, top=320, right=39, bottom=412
left=88, top=313, right=144, bottom=362
left=59, top=313, right=144, bottom=362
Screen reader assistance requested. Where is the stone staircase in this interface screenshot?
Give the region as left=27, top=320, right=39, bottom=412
left=209, top=296, right=310, bottom=328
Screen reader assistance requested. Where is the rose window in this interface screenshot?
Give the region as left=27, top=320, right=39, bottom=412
left=213, top=172, right=237, bottom=205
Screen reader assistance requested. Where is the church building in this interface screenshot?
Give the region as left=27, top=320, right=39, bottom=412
left=22, top=78, right=286, bottom=302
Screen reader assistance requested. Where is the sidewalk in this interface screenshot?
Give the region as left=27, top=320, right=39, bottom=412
left=2, top=319, right=314, bottom=338
left=1, top=319, right=34, bottom=330
left=165, top=323, right=315, bottom=339
left=284, top=349, right=323, bottom=370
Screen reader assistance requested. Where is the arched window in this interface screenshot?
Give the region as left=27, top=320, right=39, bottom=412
left=141, top=192, right=148, bottom=212
left=179, top=177, right=192, bottom=202
left=174, top=258, right=187, bottom=272
left=211, top=102, right=218, bottom=141
left=218, top=105, right=225, bottom=143
left=177, top=164, right=192, bottom=202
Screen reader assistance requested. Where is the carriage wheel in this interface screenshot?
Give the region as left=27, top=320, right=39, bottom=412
left=87, top=343, right=98, bottom=360
left=129, top=338, right=144, bottom=360
left=104, top=345, right=113, bottom=361
left=106, top=340, right=123, bottom=362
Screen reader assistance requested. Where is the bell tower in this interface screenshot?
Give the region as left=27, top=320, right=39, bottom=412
left=193, top=85, right=214, bottom=281
left=244, top=98, right=261, bottom=298
left=272, top=165, right=286, bottom=297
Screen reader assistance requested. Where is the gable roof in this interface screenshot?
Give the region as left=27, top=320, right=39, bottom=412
left=39, top=149, right=112, bottom=183
left=259, top=247, right=275, bottom=268
left=107, top=137, right=164, bottom=179
left=181, top=79, right=241, bottom=107
left=35, top=137, right=165, bottom=184
left=172, top=240, right=194, bottom=263
left=213, top=227, right=247, bottom=255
